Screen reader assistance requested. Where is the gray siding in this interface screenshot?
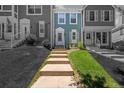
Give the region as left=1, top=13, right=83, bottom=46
left=84, top=5, right=115, bottom=26
left=18, top=5, right=51, bottom=42
left=0, top=12, right=12, bottom=16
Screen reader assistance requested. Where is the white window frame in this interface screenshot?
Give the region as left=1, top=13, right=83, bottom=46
left=70, top=13, right=77, bottom=24
left=58, top=13, right=66, bottom=24
left=0, top=5, right=12, bottom=12
left=102, top=10, right=113, bottom=22
left=71, top=29, right=77, bottom=43
left=26, top=5, right=42, bottom=15
left=95, top=32, right=108, bottom=46
left=86, top=10, right=98, bottom=22
left=39, top=21, right=45, bottom=37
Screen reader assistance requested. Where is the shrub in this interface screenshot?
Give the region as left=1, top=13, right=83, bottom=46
left=25, top=34, right=37, bottom=46
left=78, top=41, right=84, bottom=50
left=42, top=39, right=51, bottom=50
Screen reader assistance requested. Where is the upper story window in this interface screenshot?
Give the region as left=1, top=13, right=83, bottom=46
left=86, top=10, right=98, bottom=22
left=0, top=5, right=12, bottom=11
left=0, top=6, right=2, bottom=10
left=101, top=10, right=113, bottom=22
left=27, top=5, right=42, bottom=15
left=3, top=5, right=12, bottom=10
left=70, top=13, right=77, bottom=24
left=58, top=13, right=66, bottom=24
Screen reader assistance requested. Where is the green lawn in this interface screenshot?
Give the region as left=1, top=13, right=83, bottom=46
left=69, top=50, right=120, bottom=88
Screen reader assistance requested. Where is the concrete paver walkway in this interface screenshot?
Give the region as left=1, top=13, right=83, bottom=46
left=32, top=48, right=76, bottom=88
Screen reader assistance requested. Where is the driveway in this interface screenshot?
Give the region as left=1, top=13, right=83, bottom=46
left=0, top=45, right=50, bottom=88
left=88, top=47, right=124, bottom=87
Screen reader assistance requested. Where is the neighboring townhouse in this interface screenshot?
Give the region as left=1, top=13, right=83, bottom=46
left=83, top=5, right=115, bottom=48
left=52, top=6, right=82, bottom=48
left=0, top=5, right=19, bottom=48
left=112, top=6, right=124, bottom=47
left=18, top=5, right=52, bottom=45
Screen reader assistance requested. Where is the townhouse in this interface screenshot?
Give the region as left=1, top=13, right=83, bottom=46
left=51, top=6, right=82, bottom=48
left=0, top=5, right=52, bottom=49
left=18, top=5, right=52, bottom=43
left=112, top=6, right=124, bottom=49
left=0, top=5, right=19, bottom=48
left=83, top=5, right=115, bottom=48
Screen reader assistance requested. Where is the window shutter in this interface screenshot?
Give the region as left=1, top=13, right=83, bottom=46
left=101, top=10, right=104, bottom=22
left=95, top=11, right=98, bottom=21
left=109, top=10, right=113, bottom=22
left=86, top=10, right=89, bottom=22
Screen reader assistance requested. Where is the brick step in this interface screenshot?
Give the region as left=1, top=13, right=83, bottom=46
left=40, top=64, right=73, bottom=76
left=40, top=71, right=73, bottom=76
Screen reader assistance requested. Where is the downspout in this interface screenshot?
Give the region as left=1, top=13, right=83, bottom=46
left=50, top=5, right=53, bottom=49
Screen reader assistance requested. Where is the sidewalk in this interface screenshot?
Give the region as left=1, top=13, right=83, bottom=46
left=87, top=46, right=124, bottom=63
left=32, top=48, right=76, bottom=88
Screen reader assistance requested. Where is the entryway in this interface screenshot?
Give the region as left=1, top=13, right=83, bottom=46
left=55, top=27, right=65, bottom=48
left=85, top=32, right=109, bottom=47
left=20, top=18, right=30, bottom=39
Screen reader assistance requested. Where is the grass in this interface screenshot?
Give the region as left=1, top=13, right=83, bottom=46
left=69, top=50, right=120, bottom=88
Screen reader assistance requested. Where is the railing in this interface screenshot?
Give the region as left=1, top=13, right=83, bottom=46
left=10, top=31, right=30, bottom=48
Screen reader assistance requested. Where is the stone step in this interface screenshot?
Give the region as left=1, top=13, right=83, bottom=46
left=51, top=51, right=67, bottom=54
left=32, top=76, right=76, bottom=88
left=47, top=58, right=69, bottom=64
left=40, top=64, right=73, bottom=76
left=49, top=54, right=68, bottom=58
left=53, top=49, right=66, bottom=51
left=47, top=58, right=69, bottom=62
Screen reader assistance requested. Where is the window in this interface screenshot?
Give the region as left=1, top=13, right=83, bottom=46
left=102, top=10, right=113, bottom=22
left=3, top=5, right=12, bottom=10
left=104, top=11, right=109, bottom=21
left=58, top=13, right=66, bottom=24
left=96, top=32, right=101, bottom=44
left=39, top=21, right=45, bottom=37
left=27, top=5, right=42, bottom=15
left=0, top=5, right=2, bottom=10
left=90, top=11, right=95, bottom=21
left=86, top=10, right=98, bottom=22
left=70, top=13, right=77, bottom=24
left=72, top=32, right=76, bottom=40
left=71, top=30, right=77, bottom=43
left=86, top=33, right=91, bottom=39
left=58, top=33, right=62, bottom=41
left=102, top=32, right=107, bottom=44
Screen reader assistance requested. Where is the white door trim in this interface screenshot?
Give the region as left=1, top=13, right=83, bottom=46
left=55, top=27, right=65, bottom=46
left=39, top=21, right=45, bottom=37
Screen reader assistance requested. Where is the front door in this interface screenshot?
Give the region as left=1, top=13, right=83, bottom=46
left=85, top=32, right=92, bottom=46
left=55, top=28, right=64, bottom=46
left=22, top=25, right=29, bottom=38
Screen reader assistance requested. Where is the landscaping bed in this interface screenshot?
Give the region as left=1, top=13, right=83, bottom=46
left=69, top=50, right=120, bottom=88
left=0, top=45, right=50, bottom=88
